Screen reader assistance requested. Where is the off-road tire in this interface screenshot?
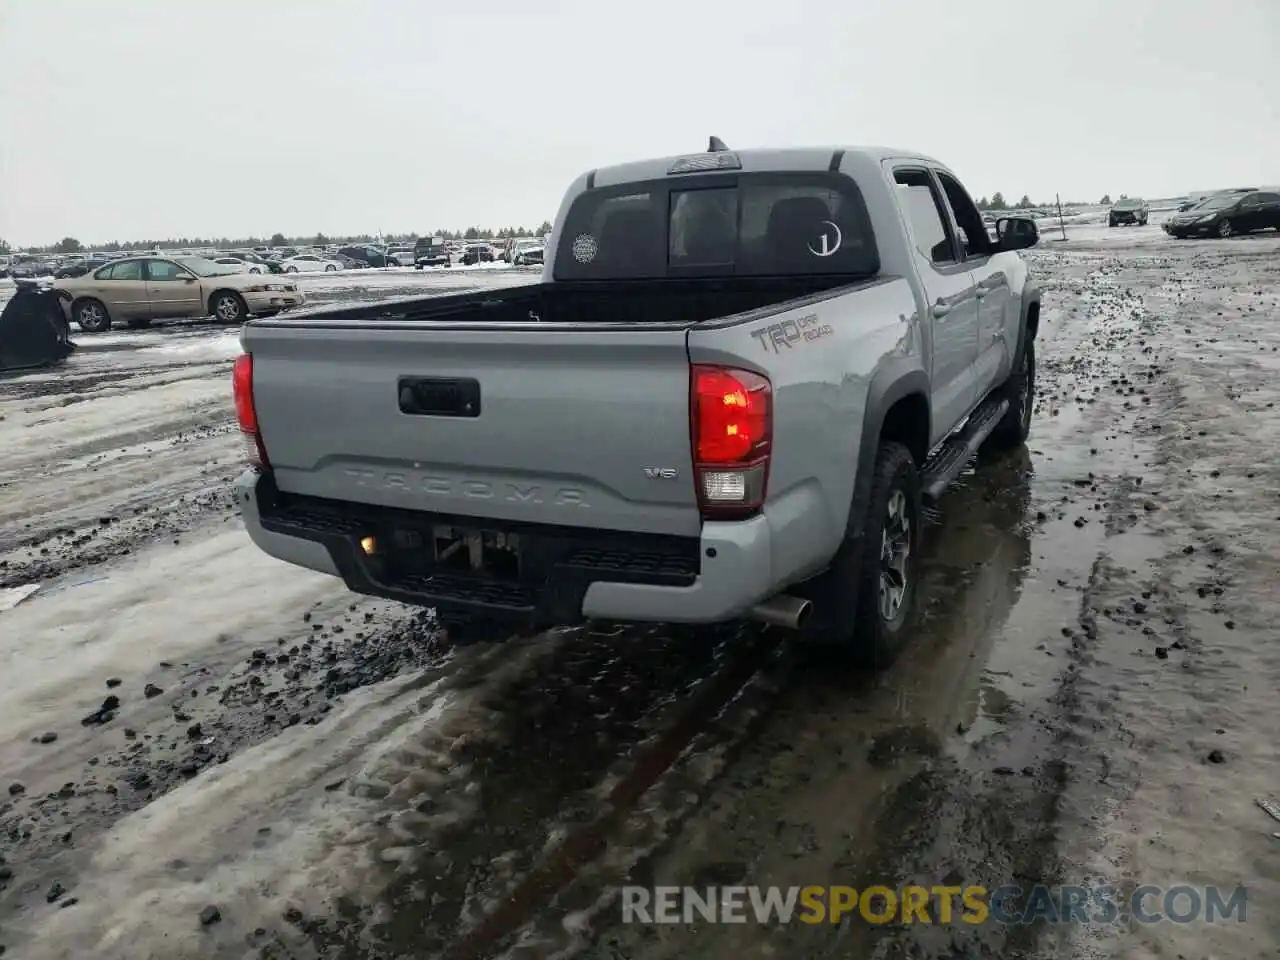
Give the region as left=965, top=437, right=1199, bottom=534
left=799, top=441, right=922, bottom=669
left=982, top=338, right=1035, bottom=453
left=73, top=298, right=111, bottom=333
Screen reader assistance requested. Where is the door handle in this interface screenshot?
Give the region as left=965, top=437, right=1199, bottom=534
left=931, top=299, right=951, bottom=318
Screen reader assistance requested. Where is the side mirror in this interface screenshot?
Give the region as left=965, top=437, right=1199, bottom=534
left=996, top=216, right=1039, bottom=251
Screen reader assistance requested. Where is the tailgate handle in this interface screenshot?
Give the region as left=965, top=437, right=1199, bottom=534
left=398, top=376, right=481, bottom=418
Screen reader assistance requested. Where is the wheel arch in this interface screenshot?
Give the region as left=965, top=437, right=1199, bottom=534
left=849, top=368, right=931, bottom=540
left=208, top=288, right=245, bottom=315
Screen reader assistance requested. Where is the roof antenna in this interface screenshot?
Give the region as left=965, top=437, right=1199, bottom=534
left=707, top=136, right=729, bottom=153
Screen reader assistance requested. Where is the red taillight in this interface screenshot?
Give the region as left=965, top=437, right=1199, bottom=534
left=232, top=353, right=269, bottom=469
left=690, top=364, right=772, bottom=519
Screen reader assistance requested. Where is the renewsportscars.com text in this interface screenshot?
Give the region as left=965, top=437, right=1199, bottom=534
left=620, top=884, right=1249, bottom=926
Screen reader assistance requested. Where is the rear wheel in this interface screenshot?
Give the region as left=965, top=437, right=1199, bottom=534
left=211, top=291, right=247, bottom=324
left=800, top=441, right=921, bottom=669
left=982, top=338, right=1035, bottom=453
left=73, top=298, right=111, bottom=333
left=325, top=264, right=337, bottom=272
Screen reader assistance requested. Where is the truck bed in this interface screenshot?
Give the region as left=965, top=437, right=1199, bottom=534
left=258, top=274, right=863, bottom=330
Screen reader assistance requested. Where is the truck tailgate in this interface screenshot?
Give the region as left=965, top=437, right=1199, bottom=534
left=244, top=323, right=702, bottom=537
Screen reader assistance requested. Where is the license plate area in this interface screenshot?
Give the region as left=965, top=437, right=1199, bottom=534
left=384, top=525, right=521, bottom=580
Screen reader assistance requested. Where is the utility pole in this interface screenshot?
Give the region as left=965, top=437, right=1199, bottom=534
left=1056, top=193, right=1067, bottom=241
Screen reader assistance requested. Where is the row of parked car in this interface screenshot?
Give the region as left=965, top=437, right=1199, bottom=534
left=1104, top=188, right=1280, bottom=238
left=2, top=234, right=552, bottom=283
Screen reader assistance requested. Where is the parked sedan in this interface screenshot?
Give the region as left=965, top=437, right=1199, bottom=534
left=1108, top=198, right=1148, bottom=226
left=51, top=256, right=305, bottom=332
left=211, top=256, right=269, bottom=275
left=333, top=253, right=369, bottom=270
left=1164, top=190, right=1280, bottom=239
left=278, top=253, right=345, bottom=273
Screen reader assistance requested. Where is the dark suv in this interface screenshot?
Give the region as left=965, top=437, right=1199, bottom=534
left=1164, top=191, right=1280, bottom=239
left=1108, top=198, right=1149, bottom=226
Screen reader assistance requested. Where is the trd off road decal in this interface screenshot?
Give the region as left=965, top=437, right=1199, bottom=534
left=750, top=313, right=835, bottom=353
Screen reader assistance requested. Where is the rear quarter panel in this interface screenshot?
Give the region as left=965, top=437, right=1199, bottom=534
left=688, top=276, right=920, bottom=585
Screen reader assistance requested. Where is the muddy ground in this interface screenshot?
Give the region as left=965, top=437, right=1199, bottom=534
left=0, top=230, right=1277, bottom=960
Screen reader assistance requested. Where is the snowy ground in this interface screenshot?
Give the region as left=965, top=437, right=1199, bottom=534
left=1, top=229, right=1278, bottom=959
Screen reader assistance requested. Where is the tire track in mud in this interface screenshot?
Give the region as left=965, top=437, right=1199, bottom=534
left=0, top=349, right=246, bottom=585
left=3, top=613, right=789, bottom=959
left=836, top=257, right=1180, bottom=960
left=223, top=623, right=782, bottom=960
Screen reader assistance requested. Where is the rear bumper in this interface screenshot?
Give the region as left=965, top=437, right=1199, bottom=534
left=236, top=472, right=776, bottom=627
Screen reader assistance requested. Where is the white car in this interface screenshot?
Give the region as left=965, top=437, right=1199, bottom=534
left=211, top=256, right=268, bottom=275
left=510, top=239, right=544, bottom=266
left=279, top=254, right=345, bottom=273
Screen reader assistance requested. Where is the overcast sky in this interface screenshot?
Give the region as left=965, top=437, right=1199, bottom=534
left=2, top=0, right=1277, bottom=246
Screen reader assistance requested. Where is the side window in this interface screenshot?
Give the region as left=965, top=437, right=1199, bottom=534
left=1256, top=193, right=1280, bottom=205
left=93, top=264, right=114, bottom=280
left=108, top=260, right=143, bottom=281
left=146, top=259, right=184, bottom=281
left=1239, top=194, right=1260, bottom=206
left=935, top=171, right=992, bottom=259
left=894, top=169, right=957, bottom=266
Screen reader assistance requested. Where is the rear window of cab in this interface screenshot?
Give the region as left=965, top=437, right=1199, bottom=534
left=553, top=172, right=879, bottom=280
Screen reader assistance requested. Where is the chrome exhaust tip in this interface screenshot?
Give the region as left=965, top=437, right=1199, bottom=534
left=749, top=594, right=812, bottom=630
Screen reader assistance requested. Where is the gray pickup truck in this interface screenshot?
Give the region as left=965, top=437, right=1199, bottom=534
left=233, top=140, right=1041, bottom=666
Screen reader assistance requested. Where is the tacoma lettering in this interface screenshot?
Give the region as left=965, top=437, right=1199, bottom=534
left=342, top=469, right=587, bottom=507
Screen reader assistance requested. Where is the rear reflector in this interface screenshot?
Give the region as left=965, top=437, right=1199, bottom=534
left=690, top=365, right=772, bottom=519
left=232, top=353, right=269, bottom=470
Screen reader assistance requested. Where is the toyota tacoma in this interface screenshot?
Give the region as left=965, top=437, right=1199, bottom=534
left=232, top=139, right=1041, bottom=665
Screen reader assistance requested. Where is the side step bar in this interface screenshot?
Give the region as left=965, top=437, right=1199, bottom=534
left=920, top=397, right=1009, bottom=503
